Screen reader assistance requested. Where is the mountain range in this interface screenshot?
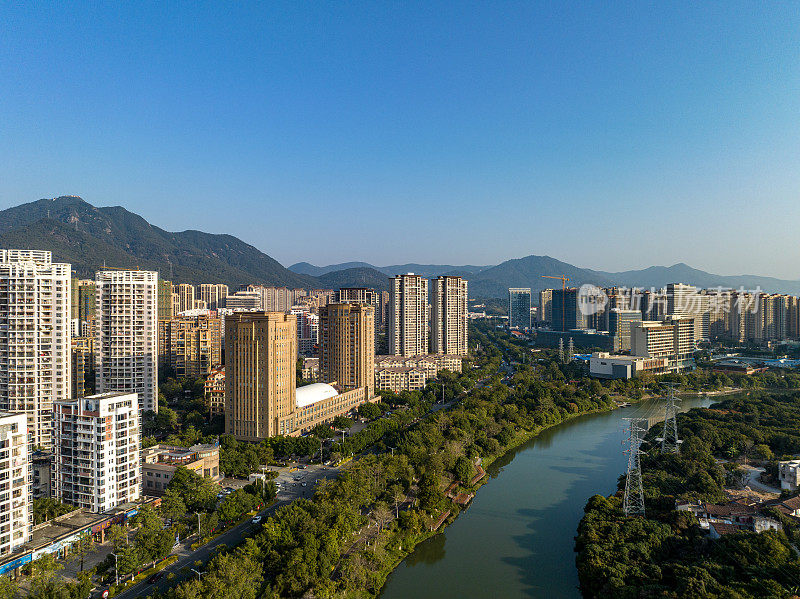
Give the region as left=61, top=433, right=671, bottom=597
left=2, top=196, right=799, bottom=298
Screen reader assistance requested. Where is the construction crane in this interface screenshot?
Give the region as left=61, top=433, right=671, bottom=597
left=541, top=275, right=570, bottom=331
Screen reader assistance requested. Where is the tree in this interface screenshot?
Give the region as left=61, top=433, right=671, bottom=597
left=71, top=533, right=95, bottom=573
left=454, top=456, right=474, bottom=483
left=0, top=576, right=16, bottom=599
left=161, top=488, right=188, bottom=522
left=389, top=484, right=405, bottom=518
left=28, top=553, right=62, bottom=597
left=201, top=552, right=263, bottom=599
left=358, top=402, right=382, bottom=421
left=106, top=523, right=128, bottom=550
left=373, top=502, right=392, bottom=534
left=167, top=466, right=218, bottom=512
left=332, top=416, right=353, bottom=430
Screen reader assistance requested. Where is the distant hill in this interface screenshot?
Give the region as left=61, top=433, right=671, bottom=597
left=0, top=197, right=317, bottom=287
left=316, top=267, right=390, bottom=292
left=467, top=255, right=800, bottom=299
left=290, top=261, right=492, bottom=279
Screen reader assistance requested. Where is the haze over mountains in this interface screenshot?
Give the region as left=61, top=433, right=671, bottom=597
left=3, top=196, right=800, bottom=298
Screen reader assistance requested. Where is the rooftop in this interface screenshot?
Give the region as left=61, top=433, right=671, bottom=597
left=296, top=383, right=339, bottom=408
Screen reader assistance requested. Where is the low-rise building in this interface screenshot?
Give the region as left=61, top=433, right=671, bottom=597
left=142, top=443, right=220, bottom=494
left=292, top=384, right=374, bottom=434
left=779, top=459, right=800, bottom=491
left=589, top=352, right=669, bottom=379
left=302, top=358, right=319, bottom=382
left=374, top=354, right=463, bottom=393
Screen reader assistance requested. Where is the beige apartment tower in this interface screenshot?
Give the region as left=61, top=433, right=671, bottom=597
left=159, top=314, right=222, bottom=377
left=0, top=249, right=71, bottom=449
left=389, top=274, right=429, bottom=356
left=432, top=276, right=468, bottom=356
left=319, top=303, right=375, bottom=396
left=225, top=312, right=297, bottom=440
left=96, top=270, right=159, bottom=413
left=176, top=284, right=196, bottom=314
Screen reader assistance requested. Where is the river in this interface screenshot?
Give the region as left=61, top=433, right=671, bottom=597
left=379, top=393, right=719, bottom=599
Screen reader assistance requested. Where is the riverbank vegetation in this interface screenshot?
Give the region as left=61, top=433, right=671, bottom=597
left=575, top=390, right=800, bottom=598
left=157, top=323, right=624, bottom=598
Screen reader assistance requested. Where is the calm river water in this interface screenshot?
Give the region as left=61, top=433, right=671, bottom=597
left=379, top=394, right=718, bottom=599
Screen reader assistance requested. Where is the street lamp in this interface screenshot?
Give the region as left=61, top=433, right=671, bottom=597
left=191, top=568, right=206, bottom=582
left=110, top=552, right=119, bottom=586
left=195, top=512, right=201, bottom=538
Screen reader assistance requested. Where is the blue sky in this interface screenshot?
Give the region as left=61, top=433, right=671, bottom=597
left=1, top=3, right=798, bottom=277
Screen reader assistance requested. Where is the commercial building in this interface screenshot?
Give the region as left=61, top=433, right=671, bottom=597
left=0, top=412, right=31, bottom=557
left=432, top=276, right=468, bottom=356
left=508, top=288, right=531, bottom=330
left=142, top=444, right=220, bottom=494
left=95, top=270, right=159, bottom=413
left=292, top=384, right=372, bottom=434
left=589, top=352, right=669, bottom=379
left=389, top=275, right=429, bottom=356
left=608, top=309, right=643, bottom=352
left=0, top=249, right=71, bottom=449
left=630, top=315, right=696, bottom=373
left=551, top=288, right=587, bottom=332
left=158, top=314, right=221, bottom=377
left=54, top=392, right=140, bottom=513
left=319, top=303, right=375, bottom=396
left=225, top=312, right=298, bottom=440
left=204, top=365, right=225, bottom=416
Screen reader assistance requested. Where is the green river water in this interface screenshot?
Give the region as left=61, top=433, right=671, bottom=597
left=379, top=393, right=720, bottom=599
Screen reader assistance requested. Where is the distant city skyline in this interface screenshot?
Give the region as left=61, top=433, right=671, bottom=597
left=1, top=4, right=798, bottom=277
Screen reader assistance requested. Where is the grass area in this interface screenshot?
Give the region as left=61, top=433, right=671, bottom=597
left=109, top=554, right=178, bottom=597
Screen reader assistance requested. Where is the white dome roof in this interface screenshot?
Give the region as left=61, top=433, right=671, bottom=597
left=295, top=383, right=339, bottom=408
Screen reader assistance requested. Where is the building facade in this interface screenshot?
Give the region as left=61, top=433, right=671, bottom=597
left=0, top=412, right=30, bottom=556
left=159, top=314, right=222, bottom=377
left=54, top=392, right=140, bottom=513
left=432, top=276, right=468, bottom=356
left=225, top=312, right=297, bottom=440
left=0, top=249, right=71, bottom=449
left=142, top=444, right=220, bottom=495
left=95, top=270, right=159, bottom=413
left=319, top=303, right=375, bottom=396
left=508, top=288, right=532, bottom=330
left=389, top=274, right=429, bottom=356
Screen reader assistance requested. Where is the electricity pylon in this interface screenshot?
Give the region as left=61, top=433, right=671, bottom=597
left=656, top=383, right=682, bottom=454
left=558, top=338, right=564, bottom=363
left=622, top=418, right=648, bottom=517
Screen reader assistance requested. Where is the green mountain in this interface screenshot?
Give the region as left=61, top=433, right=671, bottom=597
left=316, top=267, right=390, bottom=292
left=0, top=196, right=317, bottom=287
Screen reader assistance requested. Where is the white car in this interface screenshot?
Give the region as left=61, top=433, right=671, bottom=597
left=251, top=516, right=262, bottom=524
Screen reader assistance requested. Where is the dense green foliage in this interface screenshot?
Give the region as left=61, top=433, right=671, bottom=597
left=158, top=322, right=623, bottom=598
left=0, top=196, right=318, bottom=286
left=576, top=390, right=800, bottom=598
left=32, top=498, right=75, bottom=525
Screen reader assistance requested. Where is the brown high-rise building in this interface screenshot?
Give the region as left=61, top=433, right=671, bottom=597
left=159, top=314, right=222, bottom=377
left=389, top=274, right=429, bottom=356
left=432, top=276, right=468, bottom=356
left=224, top=312, right=297, bottom=440
left=319, top=303, right=375, bottom=396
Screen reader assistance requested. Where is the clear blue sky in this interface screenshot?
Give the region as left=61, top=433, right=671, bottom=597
left=1, top=3, right=798, bottom=277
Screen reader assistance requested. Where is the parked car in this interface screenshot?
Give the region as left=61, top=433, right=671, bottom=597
left=148, top=573, right=164, bottom=584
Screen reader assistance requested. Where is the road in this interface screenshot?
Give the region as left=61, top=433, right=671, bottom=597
left=741, top=465, right=781, bottom=495
left=110, top=464, right=340, bottom=598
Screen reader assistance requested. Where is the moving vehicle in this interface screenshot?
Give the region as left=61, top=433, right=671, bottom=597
left=252, top=516, right=262, bottom=524
left=148, top=573, right=164, bottom=584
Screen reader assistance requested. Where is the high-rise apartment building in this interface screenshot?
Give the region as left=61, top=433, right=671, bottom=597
left=0, top=412, right=30, bottom=556
left=225, top=312, right=297, bottom=440
left=538, top=289, right=553, bottom=325
left=71, top=336, right=96, bottom=399
left=260, top=287, right=292, bottom=312
left=159, top=314, right=222, bottom=377
left=198, top=284, right=228, bottom=311
left=0, top=249, right=71, bottom=449
left=508, top=288, right=532, bottom=330
left=96, top=270, right=159, bottom=413
left=224, top=291, right=262, bottom=311
left=338, top=287, right=387, bottom=335
left=432, top=276, right=468, bottom=355
left=551, top=288, right=587, bottom=332
left=630, top=315, right=696, bottom=372
left=158, top=279, right=173, bottom=322
left=54, top=392, right=140, bottom=513
left=389, top=275, right=429, bottom=356
left=319, top=303, right=375, bottom=396
left=176, top=284, right=196, bottom=314
left=290, top=307, right=319, bottom=356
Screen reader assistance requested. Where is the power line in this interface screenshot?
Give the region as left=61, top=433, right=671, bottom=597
left=622, top=417, right=648, bottom=517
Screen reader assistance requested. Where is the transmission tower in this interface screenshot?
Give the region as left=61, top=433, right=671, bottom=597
left=567, top=337, right=574, bottom=360
left=558, top=338, right=564, bottom=363
left=622, top=418, right=648, bottom=517
left=656, top=383, right=682, bottom=454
